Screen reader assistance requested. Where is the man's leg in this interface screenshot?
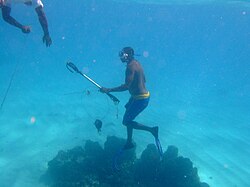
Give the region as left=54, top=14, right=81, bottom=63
left=123, top=121, right=158, bottom=150
left=131, top=121, right=158, bottom=139
left=123, top=97, right=158, bottom=149
left=123, top=125, right=134, bottom=149
left=131, top=121, right=162, bottom=157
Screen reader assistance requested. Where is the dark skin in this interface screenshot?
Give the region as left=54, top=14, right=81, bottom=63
left=1, top=3, right=52, bottom=47
left=101, top=55, right=158, bottom=149
left=101, top=58, right=148, bottom=95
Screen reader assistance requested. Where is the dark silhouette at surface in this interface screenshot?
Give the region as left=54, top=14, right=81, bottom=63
left=0, top=0, right=52, bottom=47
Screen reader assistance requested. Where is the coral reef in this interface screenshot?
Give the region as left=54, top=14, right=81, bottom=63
left=41, top=136, right=210, bottom=187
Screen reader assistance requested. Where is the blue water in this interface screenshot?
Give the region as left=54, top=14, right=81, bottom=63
left=0, top=1, right=249, bottom=187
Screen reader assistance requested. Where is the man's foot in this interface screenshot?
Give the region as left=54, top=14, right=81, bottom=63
left=123, top=142, right=135, bottom=150
left=151, top=126, right=159, bottom=139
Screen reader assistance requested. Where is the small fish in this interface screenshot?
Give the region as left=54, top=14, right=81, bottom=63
left=94, top=119, right=102, bottom=133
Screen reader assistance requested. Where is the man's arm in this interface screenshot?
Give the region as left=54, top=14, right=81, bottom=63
left=35, top=5, right=52, bottom=47
left=100, top=66, right=134, bottom=93
left=1, top=5, right=31, bottom=33
left=103, top=84, right=128, bottom=93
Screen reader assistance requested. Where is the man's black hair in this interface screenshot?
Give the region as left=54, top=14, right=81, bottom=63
left=122, top=47, right=134, bottom=58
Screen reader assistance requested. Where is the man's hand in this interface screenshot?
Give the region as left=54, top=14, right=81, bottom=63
left=21, top=25, right=31, bottom=33
left=43, top=34, right=52, bottom=47
left=100, top=87, right=110, bottom=93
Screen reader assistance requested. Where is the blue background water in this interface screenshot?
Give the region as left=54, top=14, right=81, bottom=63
left=0, top=1, right=249, bottom=187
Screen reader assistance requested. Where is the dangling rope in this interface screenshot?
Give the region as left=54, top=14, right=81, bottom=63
left=66, top=61, right=120, bottom=105
left=81, top=87, right=111, bottom=120
left=65, top=61, right=120, bottom=119
left=0, top=27, right=29, bottom=112
left=0, top=61, right=20, bottom=111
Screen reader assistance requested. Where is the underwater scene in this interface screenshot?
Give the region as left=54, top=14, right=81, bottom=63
left=0, top=0, right=249, bottom=187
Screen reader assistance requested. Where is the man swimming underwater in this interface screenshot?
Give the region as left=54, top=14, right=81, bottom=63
left=100, top=47, right=161, bottom=151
